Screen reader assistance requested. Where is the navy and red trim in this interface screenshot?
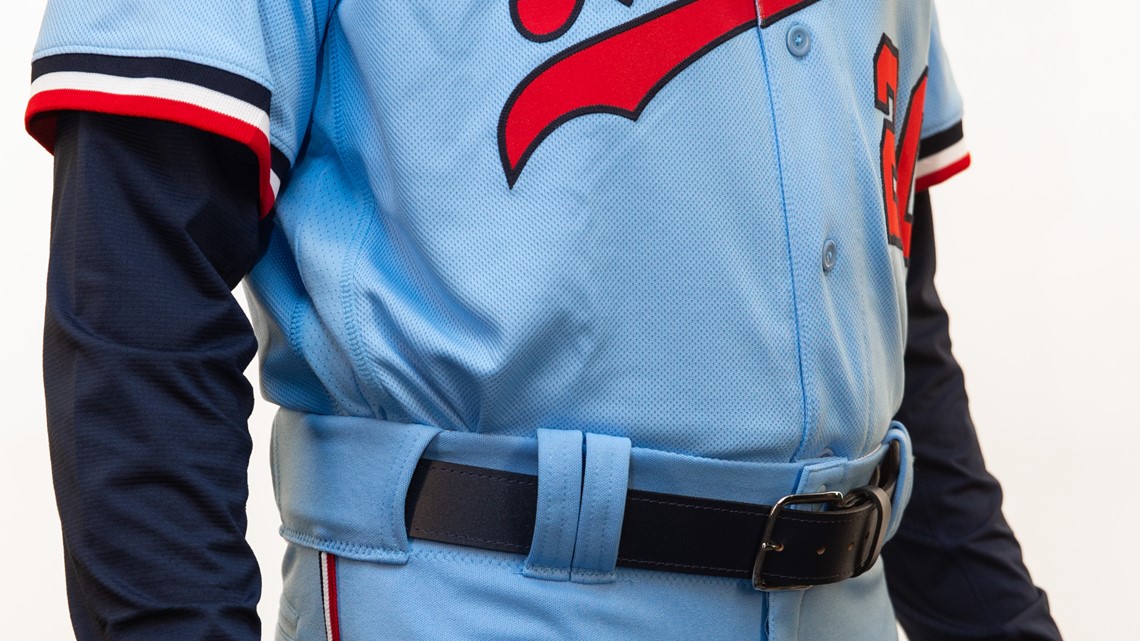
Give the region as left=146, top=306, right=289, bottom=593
left=27, top=53, right=289, bottom=218
left=915, top=121, right=969, bottom=191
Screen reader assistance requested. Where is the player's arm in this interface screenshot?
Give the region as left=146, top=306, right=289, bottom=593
left=45, top=110, right=268, bottom=640
left=881, top=190, right=1063, bottom=641
left=30, top=2, right=329, bottom=630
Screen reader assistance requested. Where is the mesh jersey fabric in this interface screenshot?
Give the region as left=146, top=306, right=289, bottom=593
left=28, top=1, right=980, bottom=640
left=27, top=0, right=969, bottom=465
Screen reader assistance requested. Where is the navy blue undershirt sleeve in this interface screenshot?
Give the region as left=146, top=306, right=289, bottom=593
left=44, top=111, right=269, bottom=641
left=883, top=190, right=1063, bottom=641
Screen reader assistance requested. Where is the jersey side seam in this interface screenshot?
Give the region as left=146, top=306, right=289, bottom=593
left=329, top=23, right=393, bottom=422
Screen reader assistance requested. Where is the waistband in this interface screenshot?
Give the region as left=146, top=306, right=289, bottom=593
left=271, top=409, right=913, bottom=570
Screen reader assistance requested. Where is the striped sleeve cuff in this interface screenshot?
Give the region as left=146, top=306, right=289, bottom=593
left=915, top=121, right=969, bottom=192
left=26, top=53, right=289, bottom=219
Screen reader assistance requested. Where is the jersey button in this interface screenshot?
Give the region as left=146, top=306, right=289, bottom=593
left=822, top=239, right=838, bottom=272
left=786, top=25, right=812, bottom=58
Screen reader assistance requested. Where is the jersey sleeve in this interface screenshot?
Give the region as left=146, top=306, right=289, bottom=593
left=25, top=0, right=333, bottom=218
left=916, top=7, right=970, bottom=192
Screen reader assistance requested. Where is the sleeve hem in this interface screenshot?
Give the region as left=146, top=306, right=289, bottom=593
left=26, top=53, right=289, bottom=218
left=915, top=120, right=969, bottom=191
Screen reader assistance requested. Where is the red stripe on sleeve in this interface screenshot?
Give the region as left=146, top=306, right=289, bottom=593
left=916, top=153, right=971, bottom=192
left=26, top=89, right=277, bottom=218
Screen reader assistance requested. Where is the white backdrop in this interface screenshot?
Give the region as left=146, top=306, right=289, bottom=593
left=2, top=1, right=1135, bottom=639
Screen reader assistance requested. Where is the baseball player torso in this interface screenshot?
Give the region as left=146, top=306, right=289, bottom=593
left=29, top=0, right=966, bottom=461
left=28, top=2, right=969, bottom=639
left=242, top=0, right=963, bottom=463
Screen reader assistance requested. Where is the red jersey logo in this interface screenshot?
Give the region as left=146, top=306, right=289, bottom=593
left=499, top=0, right=819, bottom=186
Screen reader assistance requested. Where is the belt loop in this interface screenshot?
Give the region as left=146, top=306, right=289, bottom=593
left=523, top=428, right=584, bottom=581
left=882, top=421, right=914, bottom=540
left=274, top=410, right=442, bottom=563
left=571, top=432, right=632, bottom=584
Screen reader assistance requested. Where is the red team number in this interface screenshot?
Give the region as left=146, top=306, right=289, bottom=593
left=874, top=35, right=927, bottom=260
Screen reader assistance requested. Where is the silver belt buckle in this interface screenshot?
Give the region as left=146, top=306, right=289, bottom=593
left=751, top=490, right=845, bottom=591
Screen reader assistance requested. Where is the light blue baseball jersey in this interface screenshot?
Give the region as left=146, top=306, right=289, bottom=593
left=27, top=1, right=969, bottom=639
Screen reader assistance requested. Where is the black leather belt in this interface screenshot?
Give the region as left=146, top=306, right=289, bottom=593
left=405, top=441, right=900, bottom=590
